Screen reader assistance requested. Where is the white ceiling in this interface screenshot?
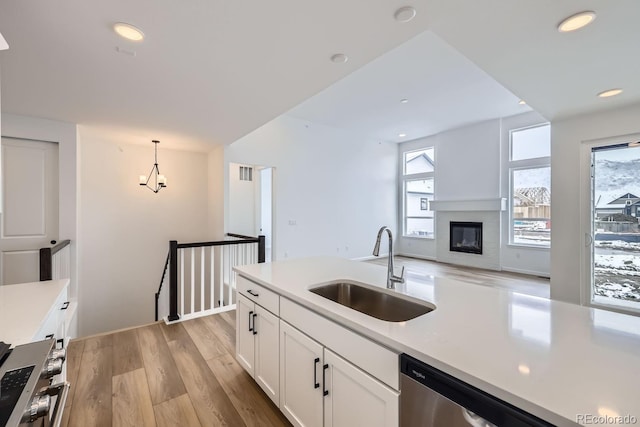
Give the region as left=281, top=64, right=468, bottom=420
left=288, top=31, right=531, bottom=143
left=1, top=1, right=639, bottom=149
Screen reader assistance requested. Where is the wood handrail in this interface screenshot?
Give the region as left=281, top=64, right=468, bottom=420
left=154, top=249, right=171, bottom=321
left=39, top=239, right=71, bottom=281
left=177, top=238, right=258, bottom=249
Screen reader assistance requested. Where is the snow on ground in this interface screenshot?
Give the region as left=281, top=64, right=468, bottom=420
left=595, top=240, right=640, bottom=251
left=594, top=240, right=640, bottom=302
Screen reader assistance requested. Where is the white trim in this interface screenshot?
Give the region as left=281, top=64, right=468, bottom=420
left=164, top=303, right=236, bottom=324
left=395, top=252, right=437, bottom=262
left=350, top=255, right=385, bottom=261
left=430, top=198, right=506, bottom=212
left=501, top=266, right=550, bottom=278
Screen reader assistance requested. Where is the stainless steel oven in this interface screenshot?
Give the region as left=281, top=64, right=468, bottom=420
left=0, top=339, right=69, bottom=427
left=400, top=354, right=553, bottom=427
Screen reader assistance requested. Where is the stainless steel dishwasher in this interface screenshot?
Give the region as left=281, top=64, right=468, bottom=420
left=400, top=354, right=554, bottom=427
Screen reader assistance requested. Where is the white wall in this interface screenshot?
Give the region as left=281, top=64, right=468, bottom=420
left=500, top=112, right=550, bottom=277
left=208, top=146, right=225, bottom=240
left=78, top=133, right=211, bottom=335
left=437, top=119, right=501, bottom=199
left=1, top=114, right=79, bottom=299
left=225, top=114, right=397, bottom=260
left=551, top=103, right=640, bottom=305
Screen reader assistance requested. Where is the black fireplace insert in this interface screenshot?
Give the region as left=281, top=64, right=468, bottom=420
left=450, top=222, right=482, bottom=255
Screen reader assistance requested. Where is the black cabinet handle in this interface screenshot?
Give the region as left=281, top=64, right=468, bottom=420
left=46, top=334, right=54, bottom=340
left=323, top=364, right=329, bottom=396
left=313, top=358, right=320, bottom=389
left=247, top=289, right=259, bottom=297
left=252, top=313, right=257, bottom=335
left=248, top=311, right=254, bottom=332
left=61, top=302, right=70, bottom=310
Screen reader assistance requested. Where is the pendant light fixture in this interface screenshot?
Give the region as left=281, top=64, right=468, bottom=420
left=139, top=140, right=167, bottom=193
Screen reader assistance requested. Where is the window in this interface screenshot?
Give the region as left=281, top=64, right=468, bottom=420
left=403, top=148, right=435, bottom=238
left=509, top=124, right=550, bottom=247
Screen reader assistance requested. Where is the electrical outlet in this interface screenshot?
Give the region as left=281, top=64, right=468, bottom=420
left=288, top=220, right=297, bottom=226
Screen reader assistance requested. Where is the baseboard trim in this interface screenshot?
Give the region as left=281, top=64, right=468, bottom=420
left=501, top=266, right=550, bottom=279
left=396, top=252, right=437, bottom=262
left=351, top=255, right=386, bottom=261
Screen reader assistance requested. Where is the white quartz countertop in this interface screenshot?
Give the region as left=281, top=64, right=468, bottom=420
left=235, top=257, right=640, bottom=427
left=0, top=279, right=69, bottom=346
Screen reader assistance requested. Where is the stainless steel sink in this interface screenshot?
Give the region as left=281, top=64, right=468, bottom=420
left=309, top=281, right=434, bottom=322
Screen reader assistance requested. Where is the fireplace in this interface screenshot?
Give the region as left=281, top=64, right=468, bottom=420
left=450, top=221, right=483, bottom=254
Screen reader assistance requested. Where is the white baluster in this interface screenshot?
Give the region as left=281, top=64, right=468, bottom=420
left=210, top=246, right=215, bottom=310
left=190, top=247, right=195, bottom=315
left=180, top=249, right=185, bottom=316
left=200, top=246, right=205, bottom=313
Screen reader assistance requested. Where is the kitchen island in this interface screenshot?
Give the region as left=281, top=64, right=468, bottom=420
left=235, top=256, right=640, bottom=427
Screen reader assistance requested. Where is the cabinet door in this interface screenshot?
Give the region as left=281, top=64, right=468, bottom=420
left=254, top=305, right=279, bottom=405
left=324, top=349, right=399, bottom=427
left=280, top=321, right=323, bottom=427
left=236, top=294, right=255, bottom=375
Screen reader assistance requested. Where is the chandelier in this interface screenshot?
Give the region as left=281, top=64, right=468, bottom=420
left=139, top=140, right=167, bottom=193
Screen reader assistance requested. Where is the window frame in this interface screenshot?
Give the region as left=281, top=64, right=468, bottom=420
left=402, top=147, right=435, bottom=239
left=508, top=124, right=551, bottom=248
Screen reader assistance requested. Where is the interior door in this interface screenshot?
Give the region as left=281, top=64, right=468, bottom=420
left=0, top=137, right=58, bottom=285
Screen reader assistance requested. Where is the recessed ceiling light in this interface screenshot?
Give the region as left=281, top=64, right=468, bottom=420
left=518, top=364, right=530, bottom=375
left=114, top=22, right=145, bottom=42
left=398, top=133, right=407, bottom=138
left=330, top=53, right=348, bottom=63
left=400, top=99, right=409, bottom=104
left=394, top=6, right=417, bottom=23
left=557, top=11, right=596, bottom=33
left=597, top=88, right=623, bottom=98
left=518, top=100, right=527, bottom=105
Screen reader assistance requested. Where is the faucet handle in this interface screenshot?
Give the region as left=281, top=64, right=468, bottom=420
left=400, top=265, right=405, bottom=279
left=391, top=266, right=406, bottom=284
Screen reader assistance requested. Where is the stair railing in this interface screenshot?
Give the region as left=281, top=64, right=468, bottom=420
left=39, top=240, right=71, bottom=281
left=155, top=233, right=265, bottom=322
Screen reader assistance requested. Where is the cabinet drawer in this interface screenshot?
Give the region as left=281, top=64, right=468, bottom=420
left=281, top=297, right=399, bottom=390
left=33, top=286, right=69, bottom=341
left=238, top=275, right=279, bottom=315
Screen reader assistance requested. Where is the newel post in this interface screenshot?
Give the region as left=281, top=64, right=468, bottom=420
left=258, top=235, right=266, bottom=263
left=168, top=240, right=180, bottom=321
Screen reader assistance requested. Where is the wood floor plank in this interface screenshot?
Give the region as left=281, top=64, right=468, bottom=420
left=81, top=333, right=113, bottom=352
left=154, top=394, right=202, bottom=427
left=159, top=321, right=188, bottom=343
left=208, top=353, right=291, bottom=427
left=201, top=313, right=235, bottom=354
left=168, top=335, right=245, bottom=426
left=183, top=317, right=227, bottom=360
left=218, top=310, right=236, bottom=329
left=65, top=339, right=85, bottom=408
left=112, top=368, right=156, bottom=427
left=67, top=346, right=113, bottom=427
left=112, top=329, right=143, bottom=376
left=137, top=324, right=186, bottom=404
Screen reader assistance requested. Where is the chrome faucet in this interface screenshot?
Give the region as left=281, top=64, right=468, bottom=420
left=372, top=226, right=405, bottom=289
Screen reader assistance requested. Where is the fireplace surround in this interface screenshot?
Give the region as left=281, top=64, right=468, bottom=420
left=450, top=221, right=483, bottom=254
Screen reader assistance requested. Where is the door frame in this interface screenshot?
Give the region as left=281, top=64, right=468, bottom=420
left=254, top=166, right=275, bottom=262
left=580, top=131, right=640, bottom=315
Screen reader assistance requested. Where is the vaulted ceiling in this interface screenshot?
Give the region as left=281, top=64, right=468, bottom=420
left=0, top=0, right=638, bottom=149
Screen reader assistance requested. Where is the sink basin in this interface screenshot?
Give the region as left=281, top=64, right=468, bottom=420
left=309, top=281, right=434, bottom=322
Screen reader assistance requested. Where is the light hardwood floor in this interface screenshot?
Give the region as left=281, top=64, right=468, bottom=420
left=62, top=257, right=549, bottom=426
left=62, top=310, right=291, bottom=427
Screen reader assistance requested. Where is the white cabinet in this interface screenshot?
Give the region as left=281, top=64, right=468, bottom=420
left=236, top=292, right=280, bottom=405
left=236, top=275, right=399, bottom=427
left=279, top=320, right=399, bottom=427
left=323, top=349, right=398, bottom=427
left=280, top=320, right=323, bottom=427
